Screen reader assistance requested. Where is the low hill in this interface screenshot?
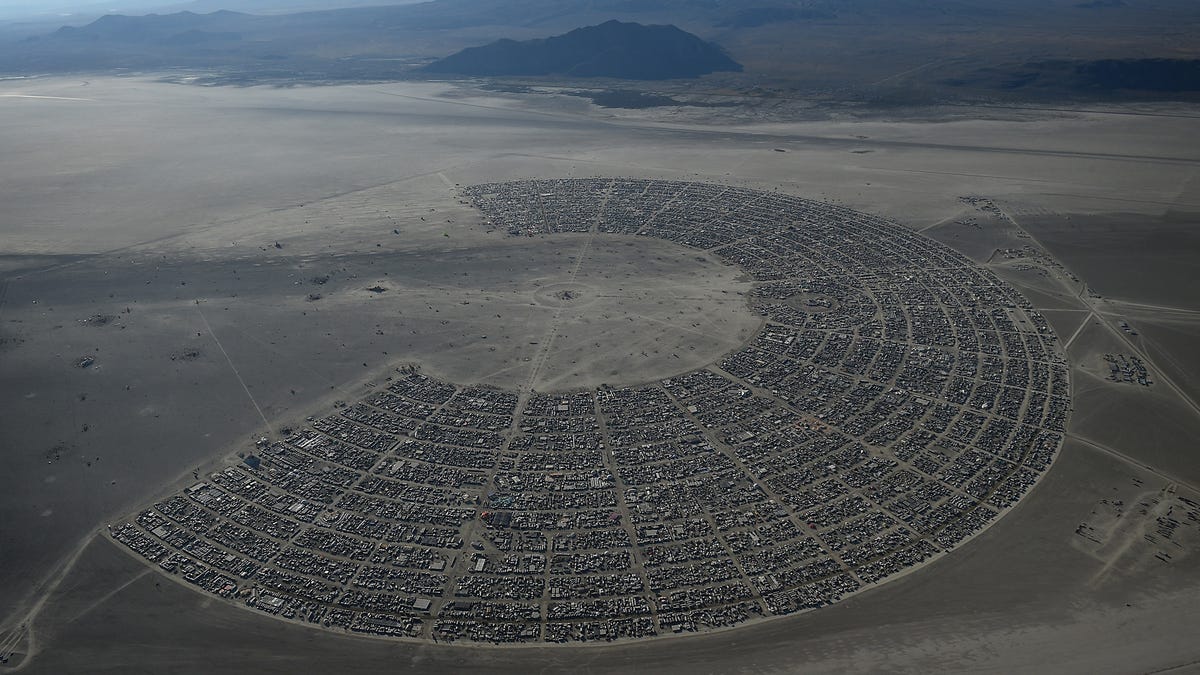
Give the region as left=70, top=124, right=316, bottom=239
left=424, top=20, right=741, bottom=79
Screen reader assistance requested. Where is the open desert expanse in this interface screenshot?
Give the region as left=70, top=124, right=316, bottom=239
left=1, top=76, right=1199, bottom=673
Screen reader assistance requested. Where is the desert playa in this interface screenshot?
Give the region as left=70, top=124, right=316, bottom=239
left=1, top=76, right=1198, bottom=673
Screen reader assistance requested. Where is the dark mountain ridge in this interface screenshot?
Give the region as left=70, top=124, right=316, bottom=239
left=51, top=9, right=250, bottom=41
left=4, top=0, right=1200, bottom=100
left=425, top=20, right=741, bottom=79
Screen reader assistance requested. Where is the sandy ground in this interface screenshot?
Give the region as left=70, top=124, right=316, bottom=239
left=2, top=76, right=1199, bottom=673
left=10, top=444, right=1200, bottom=675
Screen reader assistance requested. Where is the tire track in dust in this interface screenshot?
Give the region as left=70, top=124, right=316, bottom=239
left=195, top=303, right=274, bottom=436
left=519, top=184, right=610, bottom=393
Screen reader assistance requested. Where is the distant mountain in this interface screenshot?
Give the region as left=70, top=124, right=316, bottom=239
left=425, top=20, right=741, bottom=79
left=4, top=0, right=1200, bottom=100
left=51, top=9, right=249, bottom=42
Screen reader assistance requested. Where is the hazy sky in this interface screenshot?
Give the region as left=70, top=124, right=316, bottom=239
left=0, top=0, right=169, bottom=20
left=0, top=0, right=423, bottom=20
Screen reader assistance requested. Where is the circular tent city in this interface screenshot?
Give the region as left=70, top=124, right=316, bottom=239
left=110, top=178, right=1069, bottom=644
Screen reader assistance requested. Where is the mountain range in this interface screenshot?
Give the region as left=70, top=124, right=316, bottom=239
left=3, top=0, right=1199, bottom=100
left=425, top=20, right=741, bottom=80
